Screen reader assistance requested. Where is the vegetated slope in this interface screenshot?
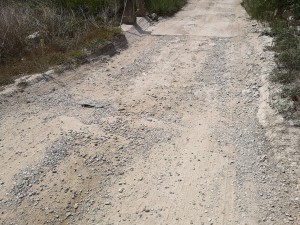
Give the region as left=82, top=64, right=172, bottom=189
left=0, top=0, right=123, bottom=85
left=242, top=0, right=300, bottom=120
left=0, top=0, right=187, bottom=86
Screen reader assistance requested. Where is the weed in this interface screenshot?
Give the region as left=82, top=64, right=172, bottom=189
left=271, top=69, right=297, bottom=83
left=17, top=81, right=29, bottom=89
left=0, top=77, right=14, bottom=86
left=242, top=0, right=300, bottom=21
left=242, top=0, right=300, bottom=118
left=145, top=0, right=187, bottom=16
left=0, top=0, right=121, bottom=85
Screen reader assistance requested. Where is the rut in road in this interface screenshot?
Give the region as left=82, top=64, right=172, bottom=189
left=1, top=0, right=298, bottom=225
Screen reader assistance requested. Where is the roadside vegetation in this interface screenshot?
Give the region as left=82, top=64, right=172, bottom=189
left=0, top=0, right=122, bottom=85
left=0, top=0, right=187, bottom=86
left=242, top=0, right=300, bottom=119
left=145, top=0, right=187, bottom=16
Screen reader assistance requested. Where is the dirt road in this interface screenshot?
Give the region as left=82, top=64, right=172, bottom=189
left=0, top=0, right=299, bottom=224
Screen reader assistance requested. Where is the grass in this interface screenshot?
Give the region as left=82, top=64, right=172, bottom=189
left=269, top=24, right=300, bottom=86
left=270, top=24, right=300, bottom=118
left=242, top=0, right=300, bottom=21
left=242, top=0, right=300, bottom=118
left=145, top=0, right=187, bottom=16
left=0, top=0, right=121, bottom=85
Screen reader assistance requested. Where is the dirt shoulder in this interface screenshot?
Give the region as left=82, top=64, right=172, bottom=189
left=0, top=0, right=299, bottom=224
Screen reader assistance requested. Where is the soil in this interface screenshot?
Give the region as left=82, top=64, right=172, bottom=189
left=0, top=0, right=299, bottom=224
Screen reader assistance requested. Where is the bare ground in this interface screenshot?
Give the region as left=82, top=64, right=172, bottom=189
left=0, top=0, right=299, bottom=224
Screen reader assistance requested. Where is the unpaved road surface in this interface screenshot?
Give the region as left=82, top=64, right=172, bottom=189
left=0, top=0, right=299, bottom=224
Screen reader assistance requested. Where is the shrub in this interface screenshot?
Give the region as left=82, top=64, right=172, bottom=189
left=242, top=0, right=300, bottom=21
left=242, top=0, right=300, bottom=118
left=145, top=0, right=187, bottom=16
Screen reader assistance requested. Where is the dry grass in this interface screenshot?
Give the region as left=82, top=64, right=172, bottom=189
left=0, top=1, right=121, bottom=85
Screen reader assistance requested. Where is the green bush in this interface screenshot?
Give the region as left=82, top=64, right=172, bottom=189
left=242, top=0, right=300, bottom=21
left=242, top=0, right=300, bottom=114
left=145, top=0, right=187, bottom=16
left=269, top=23, right=300, bottom=84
